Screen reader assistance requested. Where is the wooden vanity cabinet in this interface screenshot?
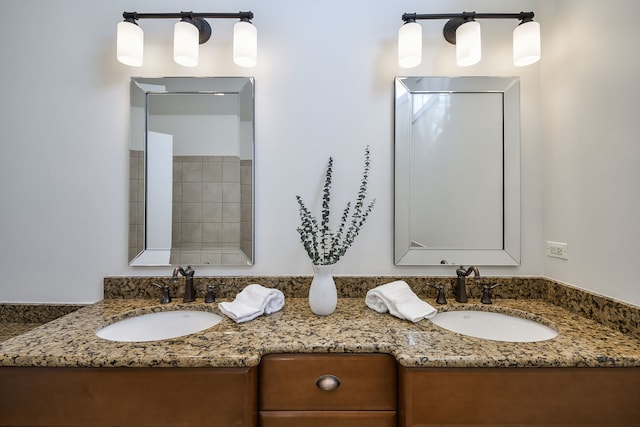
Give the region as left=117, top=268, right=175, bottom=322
left=0, top=367, right=258, bottom=427
left=399, top=367, right=640, bottom=427
left=259, top=353, right=397, bottom=427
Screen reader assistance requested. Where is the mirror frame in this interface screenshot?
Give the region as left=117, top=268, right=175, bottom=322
left=394, top=76, right=520, bottom=266
left=128, top=76, right=255, bottom=266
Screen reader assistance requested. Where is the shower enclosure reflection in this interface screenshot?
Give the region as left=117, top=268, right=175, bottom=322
left=129, top=77, right=254, bottom=266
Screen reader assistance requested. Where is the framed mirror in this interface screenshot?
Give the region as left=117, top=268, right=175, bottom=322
left=129, top=77, right=254, bottom=266
left=394, top=76, right=520, bottom=266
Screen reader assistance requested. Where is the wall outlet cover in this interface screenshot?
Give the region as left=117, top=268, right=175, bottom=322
left=546, top=241, right=568, bottom=260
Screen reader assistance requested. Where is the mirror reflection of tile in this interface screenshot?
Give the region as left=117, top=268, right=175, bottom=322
left=127, top=151, right=252, bottom=265
left=170, top=155, right=252, bottom=265
left=129, top=150, right=145, bottom=261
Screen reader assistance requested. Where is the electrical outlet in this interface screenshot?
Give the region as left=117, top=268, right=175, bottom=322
left=546, top=241, right=568, bottom=260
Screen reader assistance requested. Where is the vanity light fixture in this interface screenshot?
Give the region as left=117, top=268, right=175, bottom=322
left=233, top=16, right=258, bottom=67
left=117, top=16, right=144, bottom=67
left=116, top=11, right=257, bottom=68
left=455, top=16, right=482, bottom=67
left=397, top=17, right=422, bottom=68
left=398, top=11, right=540, bottom=68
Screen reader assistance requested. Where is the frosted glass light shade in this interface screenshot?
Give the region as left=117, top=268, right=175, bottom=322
left=233, top=21, right=257, bottom=67
left=513, top=21, right=541, bottom=66
left=456, top=20, right=481, bottom=67
left=117, top=21, right=143, bottom=67
left=398, top=22, right=422, bottom=68
left=174, top=21, right=199, bottom=67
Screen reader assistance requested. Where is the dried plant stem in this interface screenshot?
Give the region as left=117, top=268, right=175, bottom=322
left=296, top=146, right=376, bottom=265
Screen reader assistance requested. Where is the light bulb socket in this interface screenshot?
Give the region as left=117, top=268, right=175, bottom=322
left=122, top=12, right=139, bottom=24
left=401, top=13, right=417, bottom=24
left=239, top=11, right=254, bottom=22
left=517, top=12, right=535, bottom=25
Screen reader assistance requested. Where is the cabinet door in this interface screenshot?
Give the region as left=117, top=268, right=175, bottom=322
left=260, top=410, right=396, bottom=427
left=0, top=367, right=258, bottom=427
left=399, top=367, right=640, bottom=427
left=260, top=353, right=397, bottom=411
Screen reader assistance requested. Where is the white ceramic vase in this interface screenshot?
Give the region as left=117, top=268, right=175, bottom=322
left=309, top=264, right=338, bottom=316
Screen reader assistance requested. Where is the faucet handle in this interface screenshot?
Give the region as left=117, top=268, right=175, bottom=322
left=429, top=284, right=447, bottom=305
left=204, top=282, right=225, bottom=303
left=150, top=283, right=171, bottom=304
left=480, top=283, right=501, bottom=304
left=205, top=284, right=216, bottom=303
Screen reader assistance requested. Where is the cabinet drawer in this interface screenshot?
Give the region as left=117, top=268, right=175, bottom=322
left=260, top=353, right=397, bottom=411
left=260, top=410, right=396, bottom=427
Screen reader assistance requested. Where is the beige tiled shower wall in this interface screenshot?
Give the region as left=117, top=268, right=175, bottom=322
left=128, top=150, right=144, bottom=260
left=128, top=153, right=252, bottom=265
left=172, top=156, right=243, bottom=251
left=240, top=159, right=253, bottom=260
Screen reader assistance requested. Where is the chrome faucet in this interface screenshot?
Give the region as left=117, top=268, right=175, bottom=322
left=172, top=265, right=196, bottom=302
left=454, top=265, right=480, bottom=303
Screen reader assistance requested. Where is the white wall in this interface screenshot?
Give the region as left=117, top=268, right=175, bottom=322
left=540, top=0, right=640, bottom=305
left=0, top=0, right=564, bottom=305
left=149, top=114, right=239, bottom=156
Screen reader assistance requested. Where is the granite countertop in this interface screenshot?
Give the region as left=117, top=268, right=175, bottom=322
left=1, top=297, right=638, bottom=368
left=0, top=304, right=82, bottom=342
left=0, top=323, right=43, bottom=342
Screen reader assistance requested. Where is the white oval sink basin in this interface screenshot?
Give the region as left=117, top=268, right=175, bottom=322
left=430, top=310, right=558, bottom=342
left=96, top=310, right=223, bottom=342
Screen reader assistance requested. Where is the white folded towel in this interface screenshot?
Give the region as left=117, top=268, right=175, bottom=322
left=218, top=284, right=285, bottom=323
left=365, top=280, right=437, bottom=322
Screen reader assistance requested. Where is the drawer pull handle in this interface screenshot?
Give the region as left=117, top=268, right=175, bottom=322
left=315, top=374, right=341, bottom=391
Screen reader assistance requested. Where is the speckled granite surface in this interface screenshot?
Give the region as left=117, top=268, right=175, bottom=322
left=104, top=275, right=638, bottom=338
left=0, top=304, right=83, bottom=342
left=103, top=275, right=547, bottom=300
left=0, top=323, right=42, bottom=342
left=1, top=296, right=638, bottom=369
